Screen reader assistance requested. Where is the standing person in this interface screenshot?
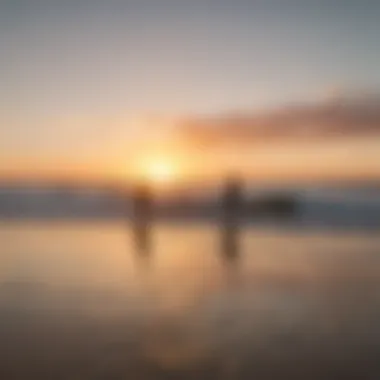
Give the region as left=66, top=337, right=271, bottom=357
left=132, top=182, right=153, bottom=254
left=220, top=176, right=243, bottom=263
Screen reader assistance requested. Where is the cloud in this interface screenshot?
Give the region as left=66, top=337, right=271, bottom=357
left=176, top=91, right=380, bottom=147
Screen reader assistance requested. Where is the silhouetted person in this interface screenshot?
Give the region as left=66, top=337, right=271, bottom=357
left=131, top=182, right=153, bottom=254
left=220, top=176, right=243, bottom=264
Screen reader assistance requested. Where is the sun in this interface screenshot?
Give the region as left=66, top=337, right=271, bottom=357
left=143, top=159, right=176, bottom=184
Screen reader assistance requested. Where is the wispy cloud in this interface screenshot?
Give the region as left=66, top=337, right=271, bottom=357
left=176, top=91, right=380, bottom=147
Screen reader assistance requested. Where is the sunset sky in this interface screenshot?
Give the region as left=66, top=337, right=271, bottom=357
left=1, top=0, right=380, bottom=182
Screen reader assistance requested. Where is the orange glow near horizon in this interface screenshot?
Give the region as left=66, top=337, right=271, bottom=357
left=2, top=135, right=380, bottom=185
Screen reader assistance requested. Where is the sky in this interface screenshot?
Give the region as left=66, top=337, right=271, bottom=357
left=1, top=0, right=380, bottom=182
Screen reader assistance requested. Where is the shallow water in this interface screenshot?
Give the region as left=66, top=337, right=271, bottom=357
left=1, top=221, right=380, bottom=379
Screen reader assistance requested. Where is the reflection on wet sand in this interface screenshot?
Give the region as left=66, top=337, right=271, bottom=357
left=0, top=223, right=380, bottom=379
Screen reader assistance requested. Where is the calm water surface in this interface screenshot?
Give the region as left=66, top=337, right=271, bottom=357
left=1, top=221, right=380, bottom=379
